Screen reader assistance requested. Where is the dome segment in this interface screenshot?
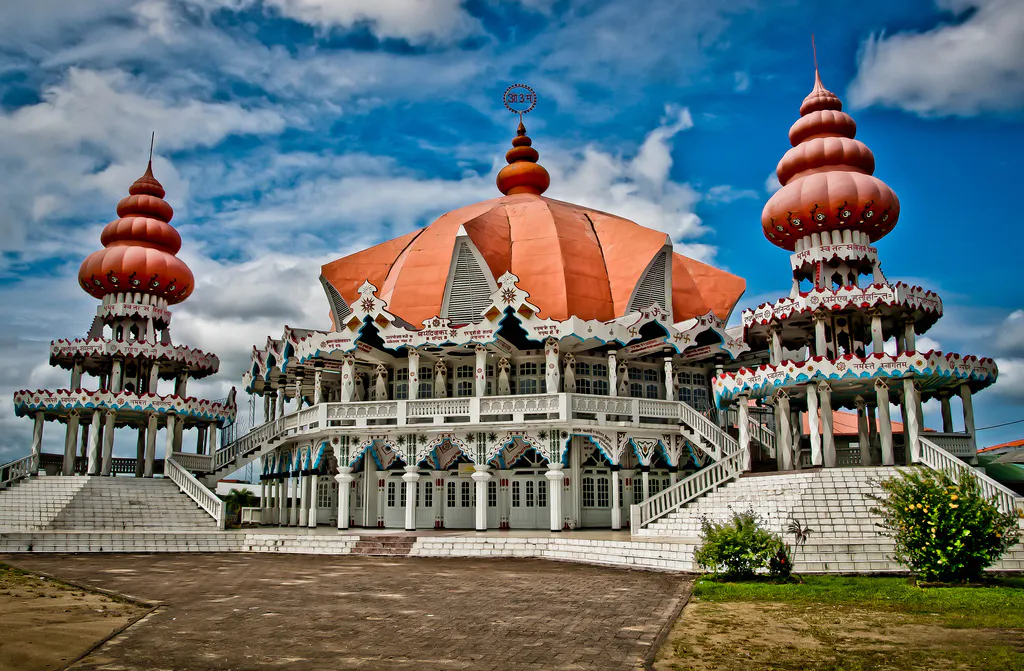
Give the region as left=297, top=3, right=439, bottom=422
left=496, top=120, right=551, bottom=196
left=77, top=161, right=194, bottom=304
left=321, top=193, right=745, bottom=328
left=762, top=67, right=900, bottom=250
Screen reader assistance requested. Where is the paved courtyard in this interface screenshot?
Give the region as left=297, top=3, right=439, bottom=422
left=3, top=554, right=691, bottom=670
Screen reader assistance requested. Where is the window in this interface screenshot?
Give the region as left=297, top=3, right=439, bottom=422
left=582, top=476, right=595, bottom=507
left=393, top=368, right=409, bottom=400
left=488, top=481, right=497, bottom=507
left=538, top=480, right=547, bottom=507
left=317, top=480, right=336, bottom=508
left=447, top=481, right=456, bottom=508
left=643, top=368, right=659, bottom=382
left=630, top=382, right=643, bottom=398
left=387, top=481, right=396, bottom=507
left=618, top=479, right=623, bottom=507
left=423, top=481, right=433, bottom=508
left=628, top=366, right=642, bottom=381
left=593, top=380, right=609, bottom=396
left=678, top=387, right=692, bottom=404
left=525, top=481, right=535, bottom=507
left=461, top=481, right=472, bottom=508
left=418, top=367, right=433, bottom=399
left=512, top=481, right=520, bottom=508
left=354, top=480, right=363, bottom=508
left=592, top=363, right=607, bottom=378
left=456, top=365, right=473, bottom=378
left=518, top=378, right=538, bottom=395
left=394, top=383, right=408, bottom=400
left=518, top=362, right=538, bottom=376
left=456, top=381, right=473, bottom=396
left=576, top=362, right=591, bottom=376
left=577, top=378, right=591, bottom=394
left=597, top=477, right=610, bottom=508
left=678, top=372, right=692, bottom=386
left=400, top=480, right=406, bottom=508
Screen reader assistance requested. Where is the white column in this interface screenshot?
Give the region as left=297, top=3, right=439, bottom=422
left=101, top=411, right=115, bottom=475
left=111, top=359, right=124, bottom=393
left=663, top=357, right=674, bottom=401
left=641, top=470, right=651, bottom=501
left=290, top=472, right=301, bottom=525
left=544, top=339, right=560, bottom=394
left=770, top=326, right=784, bottom=364
left=814, top=314, right=827, bottom=357
left=144, top=413, right=158, bottom=477
left=776, top=393, right=793, bottom=470
left=903, top=378, right=922, bottom=462
left=408, top=350, right=420, bottom=400
left=149, top=362, right=160, bottom=394
left=870, top=311, right=884, bottom=355
left=307, top=474, right=318, bottom=527
left=70, top=360, right=83, bottom=390
left=208, top=425, right=218, bottom=456
left=904, top=319, right=916, bottom=351
left=164, top=414, right=176, bottom=460
left=807, top=385, right=822, bottom=466
left=313, top=368, right=324, bottom=405
left=608, top=351, right=618, bottom=397
left=471, top=464, right=491, bottom=531
left=63, top=412, right=80, bottom=475
left=875, top=381, right=895, bottom=465
left=260, top=477, right=268, bottom=523
left=86, top=411, right=102, bottom=475
left=544, top=464, right=563, bottom=531
left=940, top=394, right=953, bottom=433
left=856, top=396, right=871, bottom=466
left=298, top=470, right=308, bottom=526
left=819, top=383, right=836, bottom=467
left=610, top=468, right=622, bottom=530
left=737, top=397, right=752, bottom=472
left=335, top=467, right=353, bottom=529
left=174, top=373, right=187, bottom=397
left=474, top=345, right=487, bottom=397
left=960, top=383, right=977, bottom=454
left=294, top=377, right=304, bottom=410
left=277, top=388, right=287, bottom=419
left=403, top=465, right=420, bottom=531
left=30, top=413, right=44, bottom=473
left=341, top=355, right=355, bottom=402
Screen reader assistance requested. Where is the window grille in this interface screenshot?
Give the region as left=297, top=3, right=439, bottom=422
left=387, top=481, right=396, bottom=507
left=538, top=480, right=547, bottom=507
left=582, top=477, right=595, bottom=507
left=447, top=481, right=456, bottom=508
left=512, top=481, right=520, bottom=507
left=488, top=481, right=497, bottom=507
left=597, top=477, right=610, bottom=507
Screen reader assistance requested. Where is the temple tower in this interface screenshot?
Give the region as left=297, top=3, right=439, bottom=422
left=713, top=58, right=997, bottom=471
left=13, top=154, right=235, bottom=477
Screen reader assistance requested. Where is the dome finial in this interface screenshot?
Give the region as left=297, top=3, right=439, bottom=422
left=131, top=131, right=165, bottom=198
left=497, top=84, right=550, bottom=196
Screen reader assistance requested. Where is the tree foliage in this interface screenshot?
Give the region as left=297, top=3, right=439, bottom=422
left=694, top=510, right=790, bottom=579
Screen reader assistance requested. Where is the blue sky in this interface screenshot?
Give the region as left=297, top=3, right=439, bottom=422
left=0, top=0, right=1022, bottom=459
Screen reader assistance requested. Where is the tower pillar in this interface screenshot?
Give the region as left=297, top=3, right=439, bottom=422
left=818, top=382, right=836, bottom=468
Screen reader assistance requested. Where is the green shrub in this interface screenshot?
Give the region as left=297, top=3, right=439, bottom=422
left=694, top=510, right=786, bottom=579
left=872, top=469, right=1021, bottom=582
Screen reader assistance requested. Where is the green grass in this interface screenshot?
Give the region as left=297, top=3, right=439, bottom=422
left=694, top=574, right=1024, bottom=629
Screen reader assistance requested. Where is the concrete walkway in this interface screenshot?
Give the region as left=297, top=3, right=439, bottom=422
left=4, top=553, right=691, bottom=671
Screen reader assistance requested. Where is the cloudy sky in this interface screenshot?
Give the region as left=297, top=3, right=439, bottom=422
left=1, top=0, right=1023, bottom=461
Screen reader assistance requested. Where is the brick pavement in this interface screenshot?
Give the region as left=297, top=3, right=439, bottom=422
left=3, top=553, right=690, bottom=670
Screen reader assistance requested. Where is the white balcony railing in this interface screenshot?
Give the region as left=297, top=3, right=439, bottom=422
left=0, top=454, right=37, bottom=489
left=926, top=432, right=975, bottom=459
left=171, top=452, right=214, bottom=473
left=165, top=457, right=226, bottom=529
left=918, top=437, right=1022, bottom=517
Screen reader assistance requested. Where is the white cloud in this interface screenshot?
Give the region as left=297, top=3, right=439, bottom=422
left=734, top=71, right=750, bottom=93
left=765, top=171, right=782, bottom=194
left=992, top=358, right=1024, bottom=401
left=706, top=184, right=758, bottom=204
left=848, top=0, right=1024, bottom=116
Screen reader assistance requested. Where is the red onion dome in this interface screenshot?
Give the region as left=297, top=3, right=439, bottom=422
left=78, top=162, right=194, bottom=304
left=762, top=69, right=900, bottom=251
left=496, top=120, right=550, bottom=196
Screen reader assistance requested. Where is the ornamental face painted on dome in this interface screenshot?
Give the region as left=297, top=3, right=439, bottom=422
left=78, top=161, right=194, bottom=304
left=761, top=68, right=900, bottom=251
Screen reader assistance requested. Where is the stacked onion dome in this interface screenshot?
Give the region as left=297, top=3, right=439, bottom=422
left=78, top=162, right=194, bottom=304
left=496, top=120, right=551, bottom=196
left=762, top=69, right=900, bottom=250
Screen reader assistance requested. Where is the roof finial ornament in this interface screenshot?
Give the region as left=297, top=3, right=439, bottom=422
left=496, top=83, right=550, bottom=196
left=148, top=131, right=155, bottom=167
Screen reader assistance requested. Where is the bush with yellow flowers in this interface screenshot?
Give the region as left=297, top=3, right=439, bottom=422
left=872, top=469, right=1021, bottom=582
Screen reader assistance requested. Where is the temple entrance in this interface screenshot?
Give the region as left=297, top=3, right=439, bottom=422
left=415, top=478, right=435, bottom=528
left=509, top=474, right=548, bottom=528
left=444, top=477, right=475, bottom=528
left=580, top=469, right=611, bottom=528
left=382, top=474, right=405, bottom=528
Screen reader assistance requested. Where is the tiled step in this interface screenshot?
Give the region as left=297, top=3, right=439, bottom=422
left=351, top=535, right=418, bottom=556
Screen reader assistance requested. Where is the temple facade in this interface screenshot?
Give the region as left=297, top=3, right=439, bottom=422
left=10, top=159, right=236, bottom=483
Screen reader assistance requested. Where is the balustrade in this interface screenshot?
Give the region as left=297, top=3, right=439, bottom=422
left=165, top=457, right=226, bottom=529
left=918, top=437, right=1022, bottom=517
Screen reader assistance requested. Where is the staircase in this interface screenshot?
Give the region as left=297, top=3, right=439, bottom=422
left=636, top=466, right=902, bottom=538
left=0, top=476, right=218, bottom=530
left=350, top=535, right=418, bottom=556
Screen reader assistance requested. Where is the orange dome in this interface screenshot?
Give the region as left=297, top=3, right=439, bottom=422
left=762, top=69, right=899, bottom=250
left=77, top=162, right=194, bottom=304
left=322, top=192, right=745, bottom=327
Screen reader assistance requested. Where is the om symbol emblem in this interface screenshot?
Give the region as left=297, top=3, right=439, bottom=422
left=503, top=83, right=537, bottom=115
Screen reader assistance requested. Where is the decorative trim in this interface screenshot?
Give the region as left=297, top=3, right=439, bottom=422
left=743, top=282, right=942, bottom=329
left=13, top=388, right=236, bottom=423
left=50, top=338, right=219, bottom=373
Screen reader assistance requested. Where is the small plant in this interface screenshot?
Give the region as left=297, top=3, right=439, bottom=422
left=694, top=509, right=786, bottom=579
left=786, top=517, right=814, bottom=572
left=872, top=469, right=1021, bottom=583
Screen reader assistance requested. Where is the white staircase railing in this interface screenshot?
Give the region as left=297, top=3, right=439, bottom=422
left=171, top=452, right=214, bottom=474
left=918, top=437, right=1023, bottom=517
left=0, top=454, right=36, bottom=489
left=630, top=403, right=745, bottom=533
left=725, top=408, right=776, bottom=458
left=630, top=447, right=745, bottom=534
left=165, top=458, right=226, bottom=529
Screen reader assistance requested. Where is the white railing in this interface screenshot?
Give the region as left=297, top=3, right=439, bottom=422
left=630, top=448, right=745, bottom=533
left=926, top=432, right=975, bottom=459
left=725, top=407, right=776, bottom=458
left=918, top=437, right=1023, bottom=517
left=171, top=452, right=214, bottom=473
left=679, top=401, right=739, bottom=460
left=0, top=454, right=36, bottom=489
left=165, top=457, right=226, bottom=529
left=240, top=507, right=262, bottom=524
